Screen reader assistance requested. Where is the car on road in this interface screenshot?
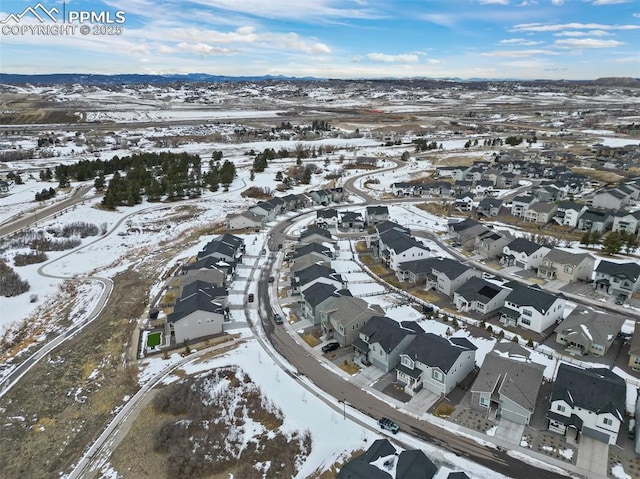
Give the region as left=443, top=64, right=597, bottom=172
left=378, top=417, right=399, bottom=434
left=268, top=275, right=275, bottom=283
left=273, top=313, right=283, bottom=324
left=248, top=293, right=254, bottom=303
left=321, top=341, right=340, bottom=353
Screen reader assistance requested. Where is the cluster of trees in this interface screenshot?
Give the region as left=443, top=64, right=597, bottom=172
left=39, top=168, right=54, bottom=181
left=464, top=139, right=479, bottom=148
left=35, top=187, right=56, bottom=201
left=0, top=261, right=30, bottom=297
left=581, top=229, right=639, bottom=255
left=99, top=152, right=236, bottom=209
left=413, top=138, right=442, bottom=152
left=0, top=149, right=35, bottom=162
left=14, top=251, right=47, bottom=266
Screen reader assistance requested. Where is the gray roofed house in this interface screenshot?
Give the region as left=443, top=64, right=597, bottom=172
left=547, top=364, right=626, bottom=444
left=471, top=350, right=545, bottom=425
left=397, top=332, right=477, bottom=396
left=301, top=282, right=341, bottom=325
left=396, top=257, right=440, bottom=284
left=165, top=289, right=226, bottom=346
left=178, top=280, right=228, bottom=306
left=320, top=295, right=384, bottom=346
left=612, top=210, right=640, bottom=234
left=292, top=263, right=344, bottom=293
left=523, top=201, right=558, bottom=224
left=577, top=208, right=613, bottom=233
left=339, top=210, right=365, bottom=230
left=537, top=248, right=595, bottom=283
left=198, top=233, right=245, bottom=263
left=316, top=208, right=339, bottom=228
left=353, top=316, right=419, bottom=372
left=453, top=276, right=511, bottom=315
left=166, top=267, right=226, bottom=290
left=293, top=242, right=333, bottom=260
left=553, top=201, right=588, bottom=228
left=501, top=237, right=550, bottom=270
left=299, top=226, right=334, bottom=244
left=511, top=195, right=537, bottom=217
left=426, top=257, right=482, bottom=296
left=593, top=260, right=640, bottom=299
left=555, top=307, right=626, bottom=357
left=365, top=205, right=389, bottom=226
left=448, top=218, right=480, bottom=237
left=226, top=210, right=264, bottom=230
left=475, top=229, right=514, bottom=259
left=336, top=438, right=438, bottom=479
left=378, top=229, right=430, bottom=271
left=291, top=254, right=330, bottom=274
left=500, top=283, right=566, bottom=333
left=477, top=198, right=503, bottom=217
left=376, top=220, right=410, bottom=235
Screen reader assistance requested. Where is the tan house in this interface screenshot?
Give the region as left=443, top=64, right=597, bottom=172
left=319, top=296, right=384, bottom=347
left=555, top=308, right=625, bottom=357
left=524, top=202, right=558, bottom=225
left=537, top=248, right=595, bottom=283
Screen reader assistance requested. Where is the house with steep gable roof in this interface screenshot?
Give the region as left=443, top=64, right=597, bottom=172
left=365, top=205, right=389, bottom=226
left=471, top=350, right=545, bottom=425
left=319, top=295, right=384, bottom=346
left=593, top=260, right=640, bottom=300
left=453, top=277, right=511, bottom=315
left=397, top=333, right=477, bottom=396
left=612, top=210, right=640, bottom=234
left=501, top=237, right=550, bottom=270
left=301, top=282, right=341, bottom=325
left=353, top=316, right=419, bottom=372
left=299, top=226, right=333, bottom=244
left=537, top=248, right=595, bottom=283
left=547, top=364, right=626, bottom=445
left=500, top=283, right=566, bottom=334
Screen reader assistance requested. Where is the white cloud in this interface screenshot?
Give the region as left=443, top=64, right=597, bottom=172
left=553, top=29, right=612, bottom=36
left=365, top=52, right=419, bottom=63
left=478, top=0, right=510, bottom=4
left=609, top=56, right=639, bottom=63
left=551, top=0, right=564, bottom=5
left=512, top=22, right=640, bottom=32
left=176, top=42, right=238, bottom=56
left=481, top=49, right=561, bottom=57
left=555, top=38, right=624, bottom=47
left=499, top=38, right=543, bottom=45
left=591, top=0, right=631, bottom=5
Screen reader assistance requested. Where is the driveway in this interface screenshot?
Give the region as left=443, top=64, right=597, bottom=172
left=495, top=418, right=525, bottom=444
left=576, top=436, right=609, bottom=477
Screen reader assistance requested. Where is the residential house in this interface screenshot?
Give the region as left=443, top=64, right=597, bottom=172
left=339, top=210, right=365, bottom=230
left=475, top=230, right=514, bottom=259
left=397, top=333, right=476, bottom=396
left=336, top=439, right=438, bottom=479
left=426, top=257, right=482, bottom=296
left=293, top=242, right=333, bottom=262
left=365, top=205, right=389, bottom=226
left=553, top=201, right=588, bottom=228
left=309, top=189, right=333, bottom=205
left=320, top=296, right=384, bottom=346
left=291, top=254, right=330, bottom=274
left=577, top=209, right=613, bottom=233
left=249, top=200, right=278, bottom=221
left=453, top=277, right=511, bottom=316
left=299, top=226, right=333, bottom=244
left=167, top=267, right=226, bottom=290
left=555, top=308, right=625, bottom=357
left=523, top=202, right=558, bottom=224
left=353, top=316, right=419, bottom=372
left=593, top=260, right=640, bottom=300
left=175, top=280, right=228, bottom=308
left=590, top=188, right=631, bottom=211
left=301, top=282, right=341, bottom=325
left=316, top=208, right=339, bottom=229
left=500, top=283, right=566, bottom=334
left=378, top=229, right=431, bottom=271
left=391, top=181, right=422, bottom=197
left=165, top=289, right=226, bottom=346
left=198, top=233, right=245, bottom=263
left=547, top=364, right=625, bottom=445
left=432, top=181, right=452, bottom=197
left=471, top=351, right=545, bottom=425
left=396, top=258, right=439, bottom=284
left=282, top=193, right=303, bottom=211
left=477, top=198, right=502, bottom=217
left=474, top=180, right=495, bottom=196
left=454, top=192, right=474, bottom=212
left=226, top=210, right=264, bottom=230
left=537, top=249, right=595, bottom=283
left=292, top=263, right=344, bottom=294
left=628, top=321, right=640, bottom=369
left=612, top=210, right=640, bottom=234
left=0, top=180, right=9, bottom=193
left=182, top=256, right=235, bottom=283
left=496, top=172, right=519, bottom=189
left=501, top=238, right=550, bottom=271
left=510, top=195, right=537, bottom=218
left=448, top=218, right=480, bottom=239
left=454, top=180, right=473, bottom=195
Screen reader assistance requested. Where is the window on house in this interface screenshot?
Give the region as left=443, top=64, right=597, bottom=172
left=564, top=265, right=573, bottom=273
left=522, top=309, right=532, bottom=317
left=557, top=404, right=566, bottom=413
left=603, top=418, right=613, bottom=426
left=521, top=317, right=531, bottom=326
left=479, top=396, right=490, bottom=407
left=634, top=357, right=640, bottom=365
left=432, top=370, right=444, bottom=382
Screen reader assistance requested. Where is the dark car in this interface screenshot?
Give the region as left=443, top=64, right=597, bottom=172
left=378, top=417, right=399, bottom=434
left=268, top=275, right=275, bottom=283
left=248, top=293, right=254, bottom=303
left=321, top=341, right=340, bottom=353
left=616, top=295, right=626, bottom=305
left=273, top=313, right=283, bottom=324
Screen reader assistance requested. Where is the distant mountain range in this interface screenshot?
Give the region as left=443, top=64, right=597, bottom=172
left=0, top=73, right=638, bottom=87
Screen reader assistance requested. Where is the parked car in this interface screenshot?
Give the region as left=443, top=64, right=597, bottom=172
left=248, top=293, right=254, bottom=303
left=616, top=295, right=626, bottom=305
left=378, top=417, right=399, bottom=434
left=321, top=341, right=340, bottom=353
left=268, top=275, right=275, bottom=283
left=273, top=313, right=283, bottom=324
left=629, top=419, right=635, bottom=440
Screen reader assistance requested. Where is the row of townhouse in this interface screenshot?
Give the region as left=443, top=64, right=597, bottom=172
left=315, top=205, right=390, bottom=231
left=226, top=187, right=346, bottom=230
left=147, top=233, right=247, bottom=351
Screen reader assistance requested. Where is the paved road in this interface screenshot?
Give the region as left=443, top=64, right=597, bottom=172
left=0, top=184, right=94, bottom=238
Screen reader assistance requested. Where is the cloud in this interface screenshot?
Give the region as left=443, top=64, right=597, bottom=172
left=512, top=22, right=640, bottom=32
left=555, top=38, right=624, bottom=47
left=591, top=0, right=631, bottom=5
left=609, top=56, right=639, bottom=63
left=176, top=42, right=238, bottom=56
left=499, top=38, right=543, bottom=45
left=553, top=30, right=612, bottom=36
left=551, top=0, right=564, bottom=5
left=481, top=49, right=560, bottom=57
left=365, top=52, right=419, bottom=63
left=478, top=0, right=510, bottom=4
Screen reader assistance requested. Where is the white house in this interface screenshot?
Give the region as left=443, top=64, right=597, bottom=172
left=500, top=283, right=566, bottom=334
left=397, top=333, right=477, bottom=397
left=501, top=238, right=550, bottom=271
left=547, top=364, right=626, bottom=445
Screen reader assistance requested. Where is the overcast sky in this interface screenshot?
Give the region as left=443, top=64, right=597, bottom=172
left=1, top=0, right=639, bottom=79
